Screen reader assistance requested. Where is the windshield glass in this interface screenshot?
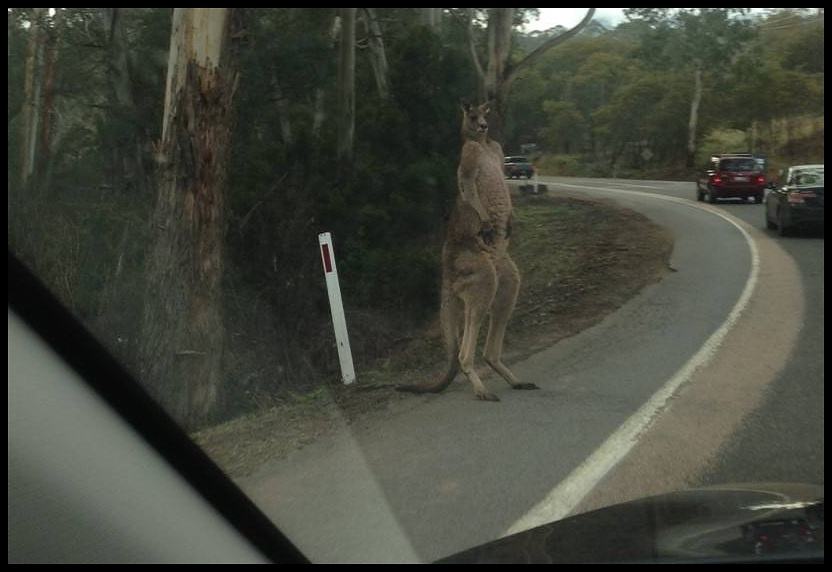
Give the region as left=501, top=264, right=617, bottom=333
left=8, top=7, right=823, bottom=564
left=720, top=158, right=759, bottom=172
left=795, top=169, right=824, bottom=187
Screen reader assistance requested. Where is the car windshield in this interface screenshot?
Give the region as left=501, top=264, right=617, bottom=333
left=8, top=7, right=823, bottom=565
left=720, top=158, right=759, bottom=172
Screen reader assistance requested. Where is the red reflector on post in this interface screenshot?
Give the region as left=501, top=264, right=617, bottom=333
left=322, top=243, right=333, bottom=273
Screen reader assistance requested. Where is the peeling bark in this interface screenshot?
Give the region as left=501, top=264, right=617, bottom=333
left=142, top=8, right=240, bottom=430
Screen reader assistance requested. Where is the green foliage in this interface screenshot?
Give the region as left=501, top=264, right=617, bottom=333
left=541, top=101, right=585, bottom=154
left=534, top=154, right=583, bottom=176
left=697, top=129, right=749, bottom=165
left=507, top=8, right=823, bottom=176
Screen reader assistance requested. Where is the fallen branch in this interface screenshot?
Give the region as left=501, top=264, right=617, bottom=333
left=237, top=173, right=288, bottom=233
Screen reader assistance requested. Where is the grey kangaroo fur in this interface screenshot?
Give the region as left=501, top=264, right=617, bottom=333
left=397, top=102, right=539, bottom=401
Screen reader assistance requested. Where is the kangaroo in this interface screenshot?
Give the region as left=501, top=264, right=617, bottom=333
left=397, top=102, right=538, bottom=401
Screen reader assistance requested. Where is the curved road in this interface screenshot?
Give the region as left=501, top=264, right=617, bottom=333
left=237, top=177, right=823, bottom=563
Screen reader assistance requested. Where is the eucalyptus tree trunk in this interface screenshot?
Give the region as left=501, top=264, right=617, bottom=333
left=360, top=8, right=389, bottom=100
left=20, top=8, right=47, bottom=190
left=464, top=9, right=488, bottom=106
left=271, top=74, right=293, bottom=145
left=312, top=14, right=340, bottom=140
left=336, top=8, right=356, bottom=172
left=38, top=9, right=65, bottom=195
left=142, top=8, right=241, bottom=430
left=482, top=8, right=514, bottom=141
left=686, top=64, right=703, bottom=168
left=422, top=8, right=441, bottom=31
left=103, top=8, right=149, bottom=194
left=469, top=8, right=596, bottom=144
left=39, top=10, right=60, bottom=171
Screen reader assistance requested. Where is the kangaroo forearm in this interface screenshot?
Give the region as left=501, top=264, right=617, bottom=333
left=458, top=177, right=490, bottom=222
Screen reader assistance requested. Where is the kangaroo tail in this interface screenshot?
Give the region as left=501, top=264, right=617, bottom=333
left=396, top=289, right=460, bottom=394
left=396, top=358, right=460, bottom=394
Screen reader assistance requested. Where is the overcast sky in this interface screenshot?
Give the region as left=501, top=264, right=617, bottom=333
left=523, top=8, right=776, bottom=32
left=523, top=8, right=625, bottom=32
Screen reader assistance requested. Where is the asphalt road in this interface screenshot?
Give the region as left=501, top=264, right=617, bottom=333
left=237, top=177, right=823, bottom=563
left=542, top=176, right=823, bottom=493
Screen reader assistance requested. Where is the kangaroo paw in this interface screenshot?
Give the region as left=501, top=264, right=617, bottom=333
left=475, top=391, right=501, bottom=402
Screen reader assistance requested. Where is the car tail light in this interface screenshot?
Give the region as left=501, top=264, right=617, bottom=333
left=712, top=174, right=723, bottom=185
left=756, top=175, right=766, bottom=185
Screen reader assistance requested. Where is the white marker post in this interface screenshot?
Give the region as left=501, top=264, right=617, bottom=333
left=318, top=232, right=356, bottom=385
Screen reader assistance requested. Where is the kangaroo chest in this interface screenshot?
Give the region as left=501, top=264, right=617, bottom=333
left=475, top=148, right=512, bottom=227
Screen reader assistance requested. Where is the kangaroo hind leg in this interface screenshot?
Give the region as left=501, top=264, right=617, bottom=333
left=456, top=260, right=499, bottom=401
left=483, top=255, right=538, bottom=390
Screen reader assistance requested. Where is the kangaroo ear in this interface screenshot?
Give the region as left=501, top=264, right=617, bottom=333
left=460, top=99, right=472, bottom=113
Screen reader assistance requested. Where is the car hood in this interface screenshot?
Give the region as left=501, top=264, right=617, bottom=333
left=437, top=483, right=824, bottom=563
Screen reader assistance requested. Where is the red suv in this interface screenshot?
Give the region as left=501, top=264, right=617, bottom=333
left=697, top=153, right=768, bottom=204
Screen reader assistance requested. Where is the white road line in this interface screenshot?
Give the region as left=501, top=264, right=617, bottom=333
left=504, top=183, right=760, bottom=537
left=539, top=179, right=679, bottom=190
left=607, top=182, right=665, bottom=190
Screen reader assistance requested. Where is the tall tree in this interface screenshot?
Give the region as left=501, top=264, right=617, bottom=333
left=312, top=12, right=340, bottom=141
left=624, top=8, right=755, bottom=167
left=468, top=8, right=596, bottom=142
left=38, top=9, right=62, bottom=179
left=141, top=8, right=241, bottom=430
left=421, top=8, right=441, bottom=31
left=102, top=8, right=150, bottom=194
left=359, top=8, right=390, bottom=100
left=20, top=8, right=48, bottom=189
left=336, top=7, right=356, bottom=172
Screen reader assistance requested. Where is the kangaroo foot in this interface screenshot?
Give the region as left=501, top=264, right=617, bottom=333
left=475, top=391, right=501, bottom=402
left=511, top=382, right=540, bottom=390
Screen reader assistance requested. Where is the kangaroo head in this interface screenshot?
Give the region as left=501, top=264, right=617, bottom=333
left=461, top=101, right=491, bottom=140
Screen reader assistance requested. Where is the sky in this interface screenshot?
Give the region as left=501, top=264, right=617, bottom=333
left=523, top=8, right=777, bottom=32
left=522, top=8, right=625, bottom=32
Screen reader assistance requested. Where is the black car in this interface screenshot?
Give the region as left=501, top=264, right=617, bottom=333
left=504, top=156, right=535, bottom=179
left=440, top=485, right=824, bottom=563
left=765, top=164, right=824, bottom=236
left=697, top=153, right=768, bottom=204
